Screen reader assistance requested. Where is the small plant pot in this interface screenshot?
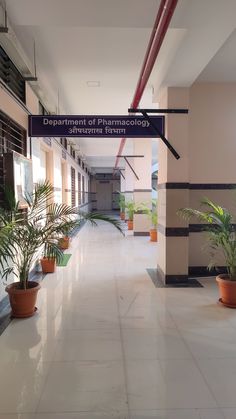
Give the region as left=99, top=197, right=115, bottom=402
left=127, top=220, right=133, bottom=230
left=216, top=274, right=236, bottom=307
left=150, top=229, right=157, bottom=242
left=120, top=212, right=125, bottom=221
left=5, top=281, right=41, bottom=318
left=59, top=236, right=70, bottom=250
left=40, top=257, right=56, bottom=273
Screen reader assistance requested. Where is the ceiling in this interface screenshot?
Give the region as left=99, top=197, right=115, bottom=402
left=2, top=0, right=236, bottom=172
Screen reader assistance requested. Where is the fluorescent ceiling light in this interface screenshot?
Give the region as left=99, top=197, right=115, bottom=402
left=86, top=81, right=100, bottom=87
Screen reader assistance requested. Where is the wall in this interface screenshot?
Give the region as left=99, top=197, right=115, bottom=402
left=188, top=82, right=236, bottom=272
left=0, top=82, right=90, bottom=302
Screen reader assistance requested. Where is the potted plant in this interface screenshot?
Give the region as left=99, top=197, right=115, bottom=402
left=142, top=199, right=158, bottom=242
left=58, top=224, right=72, bottom=250
left=0, top=181, right=123, bottom=318
left=149, top=210, right=158, bottom=242
left=118, top=193, right=126, bottom=220
left=178, top=197, right=236, bottom=307
left=40, top=240, right=63, bottom=273
left=125, top=200, right=136, bottom=230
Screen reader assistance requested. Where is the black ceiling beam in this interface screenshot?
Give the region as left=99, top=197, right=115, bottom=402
left=116, top=155, right=144, bottom=180
left=140, top=110, right=180, bottom=160
left=113, top=168, right=125, bottom=180
left=124, top=157, right=139, bottom=180
left=119, top=169, right=125, bottom=180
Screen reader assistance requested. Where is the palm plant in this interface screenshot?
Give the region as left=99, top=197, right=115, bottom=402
left=118, top=193, right=125, bottom=213
left=148, top=199, right=158, bottom=228
left=125, top=200, right=136, bottom=221
left=178, top=197, right=236, bottom=279
left=139, top=199, right=158, bottom=227
left=0, top=181, right=123, bottom=290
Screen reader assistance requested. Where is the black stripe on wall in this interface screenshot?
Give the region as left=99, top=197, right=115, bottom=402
left=158, top=223, right=236, bottom=236
left=158, top=182, right=236, bottom=190
left=158, top=183, right=189, bottom=189
left=134, top=189, right=152, bottom=192
left=158, top=224, right=189, bottom=237
left=157, top=265, right=189, bottom=285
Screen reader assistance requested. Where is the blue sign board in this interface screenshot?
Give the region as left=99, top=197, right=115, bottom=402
left=28, top=115, right=164, bottom=138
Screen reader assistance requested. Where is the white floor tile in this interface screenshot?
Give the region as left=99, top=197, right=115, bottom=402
left=181, top=326, right=236, bottom=358
left=54, top=329, right=122, bottom=361
left=2, top=222, right=236, bottom=415
left=0, top=328, right=57, bottom=363
left=126, top=359, right=217, bottom=410
left=0, top=361, right=49, bottom=413
left=122, top=328, right=192, bottom=360
left=33, top=413, right=129, bottom=419
left=197, top=358, right=236, bottom=407
left=37, top=360, right=127, bottom=412
left=222, top=409, right=236, bottom=418
left=130, top=409, right=224, bottom=419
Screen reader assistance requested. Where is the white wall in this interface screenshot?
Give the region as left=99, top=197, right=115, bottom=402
left=0, top=82, right=90, bottom=302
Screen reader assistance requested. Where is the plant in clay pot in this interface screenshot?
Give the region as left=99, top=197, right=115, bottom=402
left=142, top=199, right=158, bottom=241
left=58, top=224, right=73, bottom=250
left=125, top=200, right=136, bottom=230
left=0, top=181, right=123, bottom=318
left=178, top=197, right=236, bottom=307
left=118, top=193, right=126, bottom=220
left=149, top=210, right=158, bottom=242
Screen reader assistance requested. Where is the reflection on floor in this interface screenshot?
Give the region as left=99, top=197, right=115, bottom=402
left=0, top=221, right=236, bottom=418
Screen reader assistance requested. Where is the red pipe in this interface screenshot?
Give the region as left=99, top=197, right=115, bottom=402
left=114, top=0, right=179, bottom=169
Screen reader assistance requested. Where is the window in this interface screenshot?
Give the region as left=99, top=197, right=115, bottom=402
left=0, top=111, right=26, bottom=156
left=70, top=145, right=75, bottom=158
left=60, top=138, right=68, bottom=150
left=78, top=172, right=81, bottom=205
left=82, top=175, right=85, bottom=204
left=0, top=46, right=25, bottom=103
left=0, top=111, right=27, bottom=203
left=71, top=167, right=76, bottom=206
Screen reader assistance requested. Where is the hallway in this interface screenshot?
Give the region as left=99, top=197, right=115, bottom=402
left=0, top=222, right=236, bottom=418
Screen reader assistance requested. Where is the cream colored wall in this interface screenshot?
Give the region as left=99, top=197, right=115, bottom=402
left=188, top=83, right=236, bottom=268
left=25, top=84, right=39, bottom=115
left=0, top=85, right=28, bottom=129
left=134, top=139, right=152, bottom=190
left=0, top=82, right=90, bottom=302
left=189, top=83, right=236, bottom=183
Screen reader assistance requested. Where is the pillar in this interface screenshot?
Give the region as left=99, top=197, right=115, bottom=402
left=157, top=87, right=189, bottom=284
left=133, top=138, right=152, bottom=236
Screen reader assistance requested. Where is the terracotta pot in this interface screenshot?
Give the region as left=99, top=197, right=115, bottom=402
left=216, top=274, right=236, bottom=307
left=120, top=212, right=125, bottom=221
left=59, top=236, right=70, bottom=250
left=40, top=257, right=56, bottom=273
left=127, top=220, right=133, bottom=230
left=5, top=281, right=41, bottom=318
left=150, top=229, right=157, bottom=242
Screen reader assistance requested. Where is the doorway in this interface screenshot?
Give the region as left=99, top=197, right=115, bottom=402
left=96, top=181, right=112, bottom=210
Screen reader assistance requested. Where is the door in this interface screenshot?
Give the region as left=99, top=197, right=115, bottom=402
left=97, top=181, right=112, bottom=210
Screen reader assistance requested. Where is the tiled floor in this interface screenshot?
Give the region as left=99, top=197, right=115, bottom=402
left=1, top=221, right=236, bottom=418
